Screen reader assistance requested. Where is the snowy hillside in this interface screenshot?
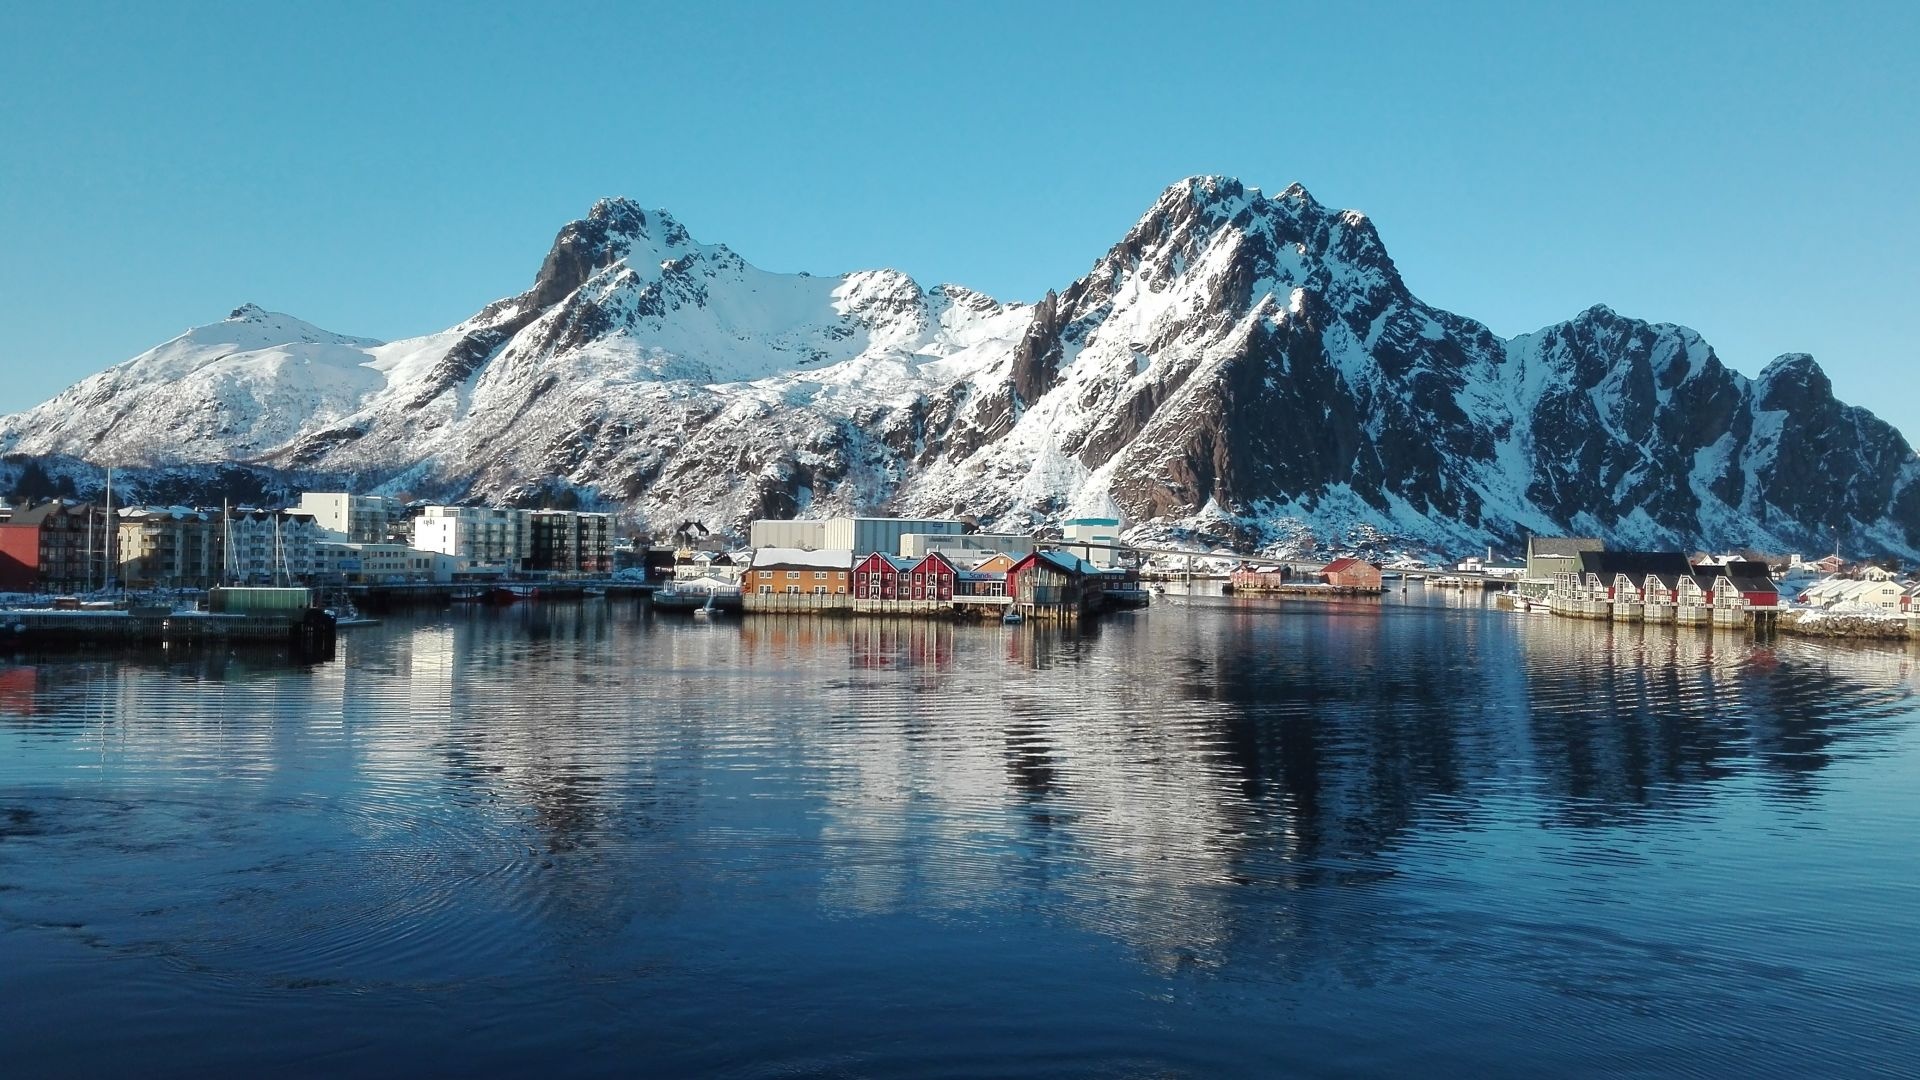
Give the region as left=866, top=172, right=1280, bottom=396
left=3, top=180, right=1916, bottom=557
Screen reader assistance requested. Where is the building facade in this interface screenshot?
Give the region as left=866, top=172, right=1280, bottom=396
left=528, top=511, right=614, bottom=575
left=222, top=508, right=324, bottom=584
left=743, top=548, right=853, bottom=611
left=115, top=507, right=221, bottom=588
left=298, top=492, right=403, bottom=544
left=0, top=501, right=110, bottom=593
left=823, top=518, right=966, bottom=557
left=748, top=519, right=829, bottom=550
left=1526, top=536, right=1607, bottom=581
left=414, top=506, right=530, bottom=572
left=1061, top=518, right=1122, bottom=568
left=1321, top=558, right=1384, bottom=591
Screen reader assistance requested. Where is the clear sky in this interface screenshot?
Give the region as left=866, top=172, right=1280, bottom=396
left=2, top=2, right=1915, bottom=436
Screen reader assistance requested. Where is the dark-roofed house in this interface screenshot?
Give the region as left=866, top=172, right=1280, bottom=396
left=1008, top=549, right=1104, bottom=621
left=1552, top=550, right=1692, bottom=619
left=0, top=500, right=109, bottom=594
left=1698, top=560, right=1779, bottom=610
left=1527, top=536, right=1606, bottom=581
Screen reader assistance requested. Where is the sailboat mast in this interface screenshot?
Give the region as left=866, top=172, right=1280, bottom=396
left=103, top=465, right=113, bottom=591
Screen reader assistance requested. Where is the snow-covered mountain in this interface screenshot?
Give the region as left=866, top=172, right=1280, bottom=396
left=4, top=177, right=1916, bottom=557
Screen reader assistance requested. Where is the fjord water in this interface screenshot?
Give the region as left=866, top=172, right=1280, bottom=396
left=2, top=592, right=1916, bottom=1079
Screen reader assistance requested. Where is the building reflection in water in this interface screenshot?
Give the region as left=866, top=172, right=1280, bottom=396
left=1, top=598, right=1913, bottom=978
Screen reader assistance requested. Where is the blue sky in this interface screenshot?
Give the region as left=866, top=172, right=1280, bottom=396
left=2, top=2, right=1915, bottom=434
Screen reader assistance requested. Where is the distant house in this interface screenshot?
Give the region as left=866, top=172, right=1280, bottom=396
left=1526, top=536, right=1606, bottom=581
left=1811, top=579, right=1904, bottom=612
left=1229, top=563, right=1289, bottom=591
left=1320, top=558, right=1382, bottom=591
left=1811, top=554, right=1846, bottom=575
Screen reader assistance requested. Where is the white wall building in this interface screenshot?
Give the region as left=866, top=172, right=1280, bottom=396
left=413, top=506, right=530, bottom=572
left=298, top=492, right=403, bottom=544
left=823, top=517, right=965, bottom=557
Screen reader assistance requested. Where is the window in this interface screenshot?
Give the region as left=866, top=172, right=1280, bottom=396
left=759, top=585, right=772, bottom=594
left=786, top=585, right=800, bottom=594
left=814, top=571, right=826, bottom=579
left=786, top=570, right=800, bottom=579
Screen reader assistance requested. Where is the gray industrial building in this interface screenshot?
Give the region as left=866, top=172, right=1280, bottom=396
left=748, top=519, right=830, bottom=550
left=898, top=532, right=1037, bottom=559
left=747, top=517, right=968, bottom=556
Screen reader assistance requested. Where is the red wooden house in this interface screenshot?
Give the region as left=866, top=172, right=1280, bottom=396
left=1320, top=557, right=1382, bottom=591
left=906, top=552, right=958, bottom=601
left=852, top=552, right=917, bottom=600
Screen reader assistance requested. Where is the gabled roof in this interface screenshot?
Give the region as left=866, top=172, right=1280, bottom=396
left=1322, top=557, right=1375, bottom=574
left=2, top=500, right=95, bottom=526
left=1577, top=551, right=1695, bottom=579
left=1701, top=560, right=1777, bottom=595
left=1015, top=548, right=1100, bottom=577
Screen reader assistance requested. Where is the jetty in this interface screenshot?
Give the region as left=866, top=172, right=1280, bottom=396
left=2, top=587, right=336, bottom=657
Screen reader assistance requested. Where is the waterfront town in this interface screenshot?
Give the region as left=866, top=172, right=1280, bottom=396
left=1, top=490, right=1917, bottom=641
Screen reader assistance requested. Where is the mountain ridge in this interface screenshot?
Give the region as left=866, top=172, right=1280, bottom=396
left=3, top=175, right=1915, bottom=558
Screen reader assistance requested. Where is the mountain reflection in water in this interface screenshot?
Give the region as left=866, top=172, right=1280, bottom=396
left=1, top=591, right=1915, bottom=1079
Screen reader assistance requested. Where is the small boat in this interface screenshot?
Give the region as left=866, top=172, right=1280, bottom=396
left=1002, top=609, right=1024, bottom=625
left=582, top=586, right=607, bottom=598
left=693, top=593, right=723, bottom=619
left=329, top=604, right=381, bottom=628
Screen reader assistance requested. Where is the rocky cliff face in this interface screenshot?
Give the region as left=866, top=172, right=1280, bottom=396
left=3, top=177, right=1915, bottom=557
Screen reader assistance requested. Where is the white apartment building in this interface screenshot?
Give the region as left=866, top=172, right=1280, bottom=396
left=298, top=492, right=403, bottom=544
left=413, top=505, right=531, bottom=572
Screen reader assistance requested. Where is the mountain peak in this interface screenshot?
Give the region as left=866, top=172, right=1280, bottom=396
left=227, top=303, right=269, bottom=321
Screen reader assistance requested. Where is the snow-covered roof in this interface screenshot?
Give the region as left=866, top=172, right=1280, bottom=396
left=751, top=547, right=852, bottom=570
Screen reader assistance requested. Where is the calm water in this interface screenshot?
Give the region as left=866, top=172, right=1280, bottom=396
left=2, top=590, right=1917, bottom=1078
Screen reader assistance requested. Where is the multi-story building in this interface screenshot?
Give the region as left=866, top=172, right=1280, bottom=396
left=298, top=492, right=403, bottom=544
left=528, top=510, right=614, bottom=575
left=0, top=500, right=110, bottom=593
left=221, top=508, right=324, bottom=584
left=413, top=505, right=530, bottom=573
left=116, top=507, right=221, bottom=588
